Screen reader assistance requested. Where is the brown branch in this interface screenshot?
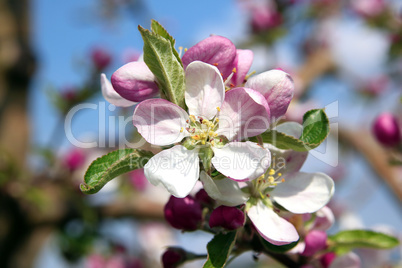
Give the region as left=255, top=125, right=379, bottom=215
left=339, top=128, right=402, bottom=203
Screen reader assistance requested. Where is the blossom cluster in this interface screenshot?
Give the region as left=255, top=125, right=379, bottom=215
left=100, top=33, right=335, bottom=251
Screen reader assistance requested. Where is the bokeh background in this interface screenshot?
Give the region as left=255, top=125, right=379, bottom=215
left=0, top=0, right=401, bottom=267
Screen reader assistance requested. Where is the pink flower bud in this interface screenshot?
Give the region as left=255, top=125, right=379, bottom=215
left=111, top=62, right=159, bottom=102
left=164, top=195, right=202, bottom=231
left=91, top=47, right=112, bottom=70
left=302, top=230, right=328, bottom=257
left=251, top=7, right=282, bottom=32
left=372, top=112, right=401, bottom=147
left=195, top=189, right=215, bottom=207
left=209, top=205, right=245, bottom=230
left=129, top=168, right=148, bottom=191
left=64, top=148, right=86, bottom=171
left=320, top=252, right=336, bottom=268
left=161, top=247, right=186, bottom=268
left=351, top=0, right=385, bottom=18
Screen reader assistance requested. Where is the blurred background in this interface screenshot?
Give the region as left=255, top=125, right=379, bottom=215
left=0, top=0, right=401, bottom=267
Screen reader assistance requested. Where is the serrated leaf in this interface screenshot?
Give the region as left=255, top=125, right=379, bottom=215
left=150, top=19, right=182, bottom=66
left=203, top=231, right=237, bottom=268
left=138, top=25, right=186, bottom=109
left=80, top=149, right=153, bottom=194
left=300, top=109, right=329, bottom=145
left=328, top=230, right=399, bottom=251
left=251, top=108, right=329, bottom=151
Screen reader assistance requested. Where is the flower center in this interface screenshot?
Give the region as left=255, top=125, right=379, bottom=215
left=252, top=168, right=285, bottom=197
left=184, top=114, right=220, bottom=146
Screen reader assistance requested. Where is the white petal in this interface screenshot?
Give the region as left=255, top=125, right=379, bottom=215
left=133, top=99, right=189, bottom=146
left=185, top=61, right=225, bottom=119
left=271, top=172, right=335, bottom=214
left=330, top=252, right=361, bottom=268
left=144, top=146, right=200, bottom=198
left=264, top=143, right=308, bottom=175
left=200, top=171, right=248, bottom=206
left=101, top=74, right=136, bottom=107
left=211, top=141, right=270, bottom=181
left=248, top=200, right=299, bottom=245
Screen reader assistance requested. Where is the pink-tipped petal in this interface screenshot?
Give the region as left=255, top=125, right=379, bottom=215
left=245, top=69, right=294, bottom=121
left=271, top=172, right=335, bottom=214
left=144, top=146, right=200, bottom=198
left=185, top=61, right=225, bottom=119
left=111, top=61, right=159, bottom=102
left=182, top=36, right=237, bottom=79
left=248, top=200, right=299, bottom=245
left=211, top=141, right=270, bottom=181
left=101, top=74, right=137, bottom=107
left=230, top=49, right=254, bottom=86
left=200, top=171, right=248, bottom=207
left=217, top=87, right=270, bottom=141
left=133, top=99, right=189, bottom=146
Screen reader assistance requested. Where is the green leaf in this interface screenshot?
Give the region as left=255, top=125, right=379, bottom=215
left=203, top=231, right=237, bottom=268
left=300, top=109, right=330, bottom=145
left=252, top=109, right=330, bottom=151
left=80, top=149, right=153, bottom=194
left=150, top=19, right=182, bottom=66
left=328, top=230, right=400, bottom=251
left=138, top=25, right=186, bottom=110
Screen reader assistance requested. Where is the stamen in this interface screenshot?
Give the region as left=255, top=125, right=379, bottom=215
left=216, top=107, right=221, bottom=112
left=178, top=46, right=183, bottom=57
left=184, top=48, right=188, bottom=52
left=180, top=127, right=184, bottom=133
left=213, top=63, right=219, bottom=66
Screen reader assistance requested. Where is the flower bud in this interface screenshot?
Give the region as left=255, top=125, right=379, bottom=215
left=195, top=189, right=215, bottom=207
left=161, top=247, right=186, bottom=268
left=372, top=112, right=401, bottom=147
left=209, top=205, right=245, bottom=230
left=320, top=252, right=336, bottom=268
left=129, top=168, right=148, bottom=192
left=111, top=62, right=159, bottom=102
left=91, top=47, right=112, bottom=70
left=251, top=7, right=282, bottom=33
left=164, top=195, right=202, bottom=231
left=64, top=148, right=86, bottom=171
left=302, top=230, right=328, bottom=257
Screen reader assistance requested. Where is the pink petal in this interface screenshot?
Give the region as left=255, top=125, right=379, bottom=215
left=111, top=61, right=159, bottom=102
left=230, top=49, right=254, bottom=86
left=133, top=99, right=189, bottom=146
left=211, top=141, right=271, bottom=181
left=101, top=74, right=137, bottom=107
left=248, top=200, right=299, bottom=245
left=245, top=69, right=294, bottom=121
left=182, top=35, right=237, bottom=79
left=185, top=61, right=225, bottom=119
left=217, top=87, right=270, bottom=141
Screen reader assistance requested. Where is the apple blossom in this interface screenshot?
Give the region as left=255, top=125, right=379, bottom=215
left=133, top=61, right=271, bottom=197
left=91, top=47, right=112, bottom=70
left=200, top=122, right=334, bottom=245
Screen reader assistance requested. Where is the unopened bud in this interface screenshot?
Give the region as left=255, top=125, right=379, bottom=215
left=164, top=195, right=202, bottom=231
left=372, top=112, right=401, bottom=147
left=91, top=47, right=112, bottom=70
left=209, top=205, right=245, bottom=230
left=302, top=230, right=328, bottom=257
left=111, top=62, right=159, bottom=102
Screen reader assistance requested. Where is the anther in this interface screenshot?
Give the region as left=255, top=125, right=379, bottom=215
left=216, top=107, right=221, bottom=112
left=213, top=63, right=219, bottom=66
